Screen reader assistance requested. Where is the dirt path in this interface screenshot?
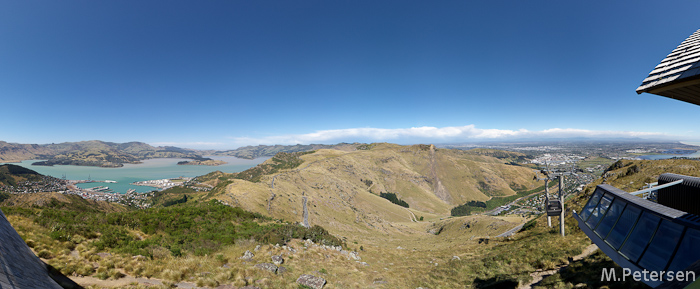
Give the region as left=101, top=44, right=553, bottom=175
left=70, top=275, right=208, bottom=289
left=405, top=208, right=417, bottom=222
left=495, top=222, right=525, bottom=238
left=70, top=275, right=164, bottom=288
left=517, top=243, right=599, bottom=289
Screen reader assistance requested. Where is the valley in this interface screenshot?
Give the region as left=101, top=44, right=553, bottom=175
left=1, top=141, right=687, bottom=288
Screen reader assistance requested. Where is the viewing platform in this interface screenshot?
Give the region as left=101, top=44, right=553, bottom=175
left=574, top=176, right=700, bottom=288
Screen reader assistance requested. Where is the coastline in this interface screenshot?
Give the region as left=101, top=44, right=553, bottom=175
left=177, top=159, right=227, bottom=166
left=2, top=156, right=268, bottom=194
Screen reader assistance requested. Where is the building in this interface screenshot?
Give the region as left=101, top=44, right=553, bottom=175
left=575, top=28, right=700, bottom=288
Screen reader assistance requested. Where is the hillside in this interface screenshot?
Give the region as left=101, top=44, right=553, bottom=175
left=201, top=143, right=541, bottom=238
left=0, top=191, right=128, bottom=213
left=0, top=141, right=54, bottom=162
left=0, top=164, right=45, bottom=187
left=209, top=143, right=361, bottom=159
left=0, top=140, right=209, bottom=167
left=594, top=158, right=700, bottom=191
left=0, top=140, right=366, bottom=167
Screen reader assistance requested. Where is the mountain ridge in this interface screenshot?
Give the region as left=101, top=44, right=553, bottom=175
left=0, top=140, right=366, bottom=168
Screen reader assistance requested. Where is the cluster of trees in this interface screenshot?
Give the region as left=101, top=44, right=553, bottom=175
left=378, top=192, right=409, bottom=208
left=450, top=201, right=487, bottom=216
left=162, top=195, right=188, bottom=207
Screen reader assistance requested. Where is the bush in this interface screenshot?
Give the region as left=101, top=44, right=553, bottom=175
left=7, top=200, right=343, bottom=257
left=37, top=249, right=53, bottom=259
left=519, top=219, right=538, bottom=232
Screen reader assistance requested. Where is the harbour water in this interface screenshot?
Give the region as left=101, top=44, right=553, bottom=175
left=2, top=156, right=268, bottom=194
left=638, top=150, right=700, bottom=160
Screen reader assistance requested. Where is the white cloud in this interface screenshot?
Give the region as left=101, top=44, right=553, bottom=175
left=229, top=125, right=674, bottom=146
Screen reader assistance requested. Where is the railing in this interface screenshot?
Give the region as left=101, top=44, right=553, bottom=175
left=629, top=179, right=684, bottom=201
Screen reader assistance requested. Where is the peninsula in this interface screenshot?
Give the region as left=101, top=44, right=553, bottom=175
left=176, top=159, right=226, bottom=166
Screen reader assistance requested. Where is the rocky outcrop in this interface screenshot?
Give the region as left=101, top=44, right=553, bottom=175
left=296, top=274, right=326, bottom=289
left=239, top=250, right=254, bottom=261
left=254, top=263, right=278, bottom=273
left=271, top=255, right=284, bottom=265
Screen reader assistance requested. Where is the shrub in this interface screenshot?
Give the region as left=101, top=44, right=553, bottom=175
left=37, top=249, right=53, bottom=259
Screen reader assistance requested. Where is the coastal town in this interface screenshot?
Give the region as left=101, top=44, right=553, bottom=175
left=131, top=176, right=193, bottom=190
left=0, top=175, right=192, bottom=209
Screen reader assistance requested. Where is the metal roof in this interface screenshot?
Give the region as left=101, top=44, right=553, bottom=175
left=636, top=29, right=700, bottom=106
left=575, top=184, right=700, bottom=288
left=0, top=209, right=63, bottom=288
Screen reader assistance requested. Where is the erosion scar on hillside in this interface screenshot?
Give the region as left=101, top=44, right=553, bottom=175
left=302, top=195, right=309, bottom=228
left=429, top=144, right=451, bottom=203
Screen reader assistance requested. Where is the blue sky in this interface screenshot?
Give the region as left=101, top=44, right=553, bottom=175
left=2, top=1, right=700, bottom=149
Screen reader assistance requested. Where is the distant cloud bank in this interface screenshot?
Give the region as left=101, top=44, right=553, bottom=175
left=230, top=125, right=674, bottom=147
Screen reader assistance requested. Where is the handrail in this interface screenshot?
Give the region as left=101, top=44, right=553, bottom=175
left=629, top=179, right=683, bottom=196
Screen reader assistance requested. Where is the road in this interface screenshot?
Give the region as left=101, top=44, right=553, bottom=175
left=496, top=223, right=525, bottom=237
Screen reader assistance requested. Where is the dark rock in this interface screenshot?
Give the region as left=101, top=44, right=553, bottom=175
left=296, top=274, right=326, bottom=289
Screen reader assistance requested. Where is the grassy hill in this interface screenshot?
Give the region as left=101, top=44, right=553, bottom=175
left=0, top=164, right=45, bottom=187
left=593, top=158, right=700, bottom=192
left=0, top=191, right=128, bottom=213
left=198, top=143, right=540, bottom=239
left=0, top=140, right=210, bottom=167
left=209, top=143, right=361, bottom=159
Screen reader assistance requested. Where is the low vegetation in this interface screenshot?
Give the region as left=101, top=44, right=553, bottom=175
left=233, top=151, right=313, bottom=183
left=2, top=200, right=343, bottom=259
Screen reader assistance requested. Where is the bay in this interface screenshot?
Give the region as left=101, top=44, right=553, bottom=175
left=1, top=156, right=268, bottom=194
left=638, top=150, right=700, bottom=160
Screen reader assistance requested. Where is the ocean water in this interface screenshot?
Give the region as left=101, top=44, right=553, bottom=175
left=1, top=156, right=268, bottom=194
